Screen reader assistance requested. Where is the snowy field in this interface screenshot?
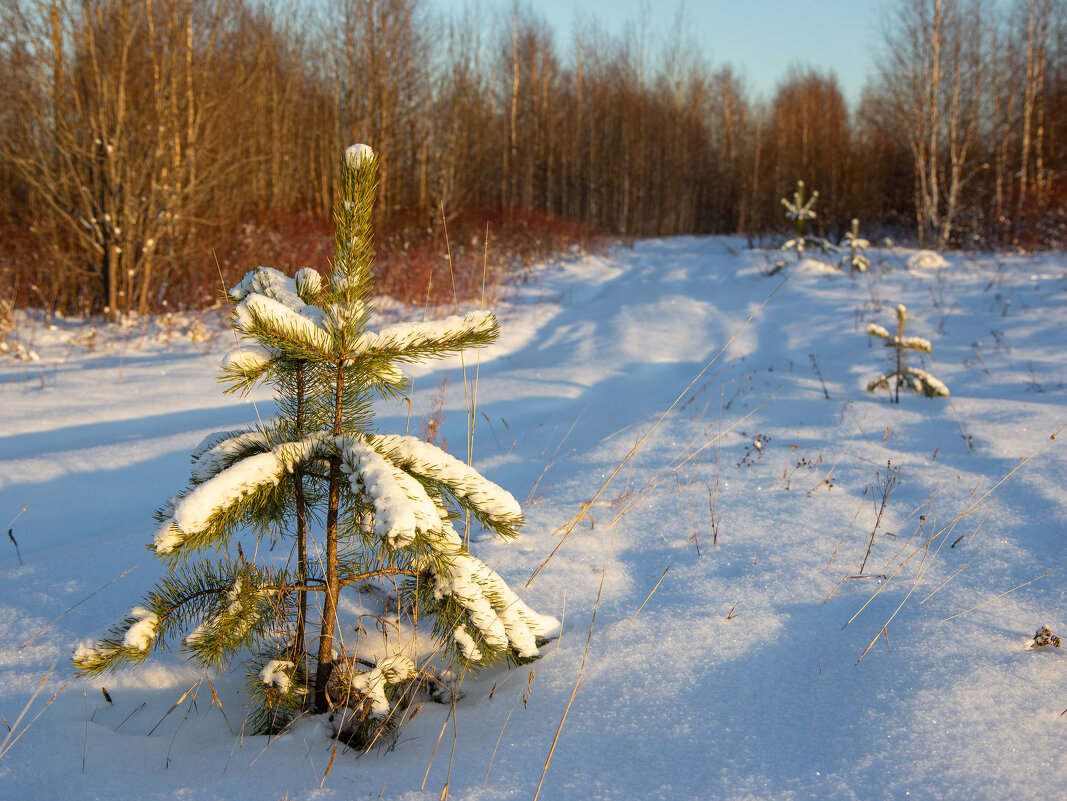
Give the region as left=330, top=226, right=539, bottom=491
left=2, top=236, right=1066, bottom=800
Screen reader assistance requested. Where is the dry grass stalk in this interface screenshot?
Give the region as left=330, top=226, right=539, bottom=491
left=857, top=461, right=900, bottom=576
left=20, top=567, right=138, bottom=651
left=606, top=395, right=776, bottom=535
left=0, top=662, right=69, bottom=764
left=627, top=567, right=670, bottom=624
left=941, top=567, right=1063, bottom=623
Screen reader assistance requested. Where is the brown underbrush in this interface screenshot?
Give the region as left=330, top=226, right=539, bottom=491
left=0, top=206, right=603, bottom=321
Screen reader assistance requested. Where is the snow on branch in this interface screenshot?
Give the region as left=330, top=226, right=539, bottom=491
left=72, top=605, right=164, bottom=675
left=781, top=181, right=818, bottom=221
left=123, top=606, right=159, bottom=651
left=342, top=440, right=415, bottom=543
left=345, top=143, right=375, bottom=170
left=173, top=451, right=285, bottom=536
left=260, top=659, right=295, bottom=693
left=349, top=310, right=498, bottom=363
left=419, top=529, right=560, bottom=659
left=865, top=323, right=891, bottom=339
left=343, top=655, right=414, bottom=718
left=235, top=293, right=333, bottom=357
left=903, top=367, right=949, bottom=397
left=339, top=437, right=442, bottom=549
left=190, top=430, right=272, bottom=483
left=372, top=434, right=523, bottom=533
left=220, top=342, right=276, bottom=388
left=230, top=266, right=323, bottom=320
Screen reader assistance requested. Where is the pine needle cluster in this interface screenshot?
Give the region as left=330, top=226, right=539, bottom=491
left=72, top=145, right=559, bottom=745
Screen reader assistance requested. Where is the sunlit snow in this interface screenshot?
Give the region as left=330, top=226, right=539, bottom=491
left=2, top=236, right=1066, bottom=800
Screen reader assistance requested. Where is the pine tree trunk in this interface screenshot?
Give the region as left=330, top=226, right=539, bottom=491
left=293, top=364, right=308, bottom=661
left=894, top=314, right=905, bottom=404
left=313, top=460, right=342, bottom=712
left=314, top=360, right=347, bottom=712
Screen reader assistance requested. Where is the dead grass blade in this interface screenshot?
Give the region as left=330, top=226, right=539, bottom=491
left=20, top=567, right=137, bottom=650
left=319, top=744, right=337, bottom=788
left=148, top=678, right=203, bottom=736
left=0, top=660, right=66, bottom=763
left=483, top=683, right=525, bottom=786
left=627, top=566, right=669, bottom=624
left=607, top=392, right=778, bottom=533
left=941, top=566, right=1063, bottom=622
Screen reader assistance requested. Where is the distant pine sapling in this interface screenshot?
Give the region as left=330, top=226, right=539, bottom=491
left=838, top=218, right=870, bottom=273
left=72, top=144, right=560, bottom=746
left=865, top=304, right=949, bottom=402
left=780, top=180, right=833, bottom=263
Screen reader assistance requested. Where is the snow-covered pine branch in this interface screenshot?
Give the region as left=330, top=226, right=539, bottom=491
left=415, top=525, right=560, bottom=663
left=865, top=323, right=891, bottom=339
left=189, top=429, right=272, bottom=483
left=220, top=341, right=277, bottom=391
left=339, top=436, right=444, bottom=549
left=74, top=563, right=286, bottom=677
left=371, top=433, right=524, bottom=537
left=234, top=293, right=334, bottom=360
left=347, top=310, right=499, bottom=370
left=898, top=336, right=933, bottom=353
left=181, top=570, right=281, bottom=670
left=781, top=181, right=818, bottom=221
left=71, top=608, right=160, bottom=675
left=333, top=655, right=416, bottom=719
left=902, top=366, right=949, bottom=397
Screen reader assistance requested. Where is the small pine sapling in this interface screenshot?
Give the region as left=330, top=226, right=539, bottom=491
left=865, top=304, right=949, bottom=402
left=780, top=180, right=833, bottom=263
left=838, top=218, right=870, bottom=273
left=72, top=145, right=560, bottom=746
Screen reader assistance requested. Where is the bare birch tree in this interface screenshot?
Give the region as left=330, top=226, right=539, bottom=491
left=878, top=0, right=987, bottom=248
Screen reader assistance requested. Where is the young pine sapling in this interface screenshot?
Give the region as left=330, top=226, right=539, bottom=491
left=865, top=304, right=949, bottom=402
left=838, top=218, right=870, bottom=273
left=780, top=180, right=832, bottom=262
left=72, top=144, right=560, bottom=746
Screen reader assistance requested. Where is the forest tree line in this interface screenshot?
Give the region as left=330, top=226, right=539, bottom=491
left=0, top=0, right=1064, bottom=318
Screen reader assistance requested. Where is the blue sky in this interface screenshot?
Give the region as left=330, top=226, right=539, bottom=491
left=437, top=0, right=880, bottom=102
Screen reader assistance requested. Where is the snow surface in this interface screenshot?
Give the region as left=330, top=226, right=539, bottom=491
left=2, top=238, right=1067, bottom=800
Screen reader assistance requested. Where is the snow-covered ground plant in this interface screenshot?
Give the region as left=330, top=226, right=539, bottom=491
left=780, top=180, right=833, bottom=263
left=838, top=218, right=870, bottom=272
left=71, top=145, right=559, bottom=745
left=865, top=303, right=949, bottom=401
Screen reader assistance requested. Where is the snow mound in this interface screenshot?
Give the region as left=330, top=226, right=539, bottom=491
left=907, top=249, right=949, bottom=270
left=796, top=257, right=840, bottom=275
